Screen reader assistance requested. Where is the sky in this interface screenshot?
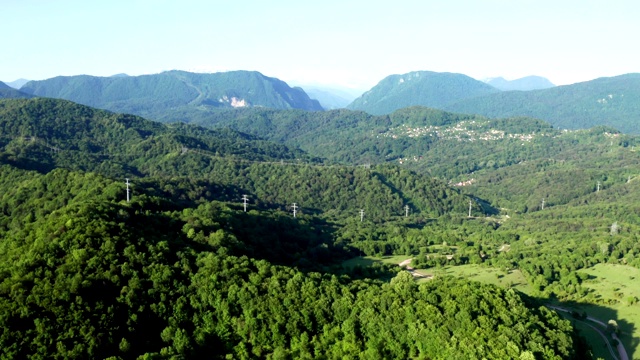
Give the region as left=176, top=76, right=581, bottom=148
left=2, top=0, right=639, bottom=91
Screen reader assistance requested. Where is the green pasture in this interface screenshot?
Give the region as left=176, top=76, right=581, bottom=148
left=572, top=263, right=640, bottom=360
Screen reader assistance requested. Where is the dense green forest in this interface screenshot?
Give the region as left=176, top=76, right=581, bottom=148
left=5, top=97, right=640, bottom=358
left=0, top=98, right=585, bottom=358
left=173, top=105, right=639, bottom=213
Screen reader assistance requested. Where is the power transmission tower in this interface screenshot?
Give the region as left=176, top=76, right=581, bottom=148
left=126, top=178, right=131, bottom=202
left=292, top=203, right=298, bottom=218
left=541, top=198, right=545, bottom=210
left=597, top=181, right=601, bottom=192
left=468, top=199, right=472, bottom=217
left=360, top=209, right=365, bottom=222
left=242, top=195, right=249, bottom=212
left=405, top=205, right=409, bottom=217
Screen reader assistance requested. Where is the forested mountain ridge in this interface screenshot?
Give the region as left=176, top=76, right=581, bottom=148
left=0, top=98, right=474, bottom=218
left=183, top=105, right=528, bottom=167
left=446, top=73, right=640, bottom=133
left=19, top=70, right=323, bottom=119
left=345, top=70, right=640, bottom=133
left=346, top=71, right=500, bottom=115
left=0, top=98, right=311, bottom=175
left=181, top=104, right=640, bottom=219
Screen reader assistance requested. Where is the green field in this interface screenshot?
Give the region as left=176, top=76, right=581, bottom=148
left=414, top=263, right=530, bottom=292
left=575, top=264, right=640, bottom=360
left=341, top=255, right=411, bottom=268
left=342, top=258, right=633, bottom=359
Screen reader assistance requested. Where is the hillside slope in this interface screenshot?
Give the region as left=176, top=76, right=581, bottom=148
left=0, top=98, right=474, bottom=218
left=184, top=105, right=640, bottom=214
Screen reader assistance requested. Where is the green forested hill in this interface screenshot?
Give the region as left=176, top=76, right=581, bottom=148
left=19, top=70, right=323, bottom=118
left=0, top=167, right=579, bottom=358
left=0, top=98, right=312, bottom=174
left=0, top=98, right=586, bottom=358
left=181, top=104, right=640, bottom=221
left=0, top=98, right=474, bottom=219
left=446, top=73, right=640, bottom=133
left=184, top=106, right=501, bottom=166
left=346, top=71, right=500, bottom=115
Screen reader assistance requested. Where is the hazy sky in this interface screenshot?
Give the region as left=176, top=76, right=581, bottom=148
left=2, top=0, right=639, bottom=90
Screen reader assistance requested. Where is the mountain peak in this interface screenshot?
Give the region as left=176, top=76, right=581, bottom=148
left=483, top=76, right=555, bottom=91
left=4, top=78, right=30, bottom=89
left=347, top=71, right=499, bottom=115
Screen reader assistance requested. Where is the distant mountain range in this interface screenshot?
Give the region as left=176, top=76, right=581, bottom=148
left=346, top=71, right=640, bottom=133
left=0, top=81, right=32, bottom=99
left=11, top=68, right=640, bottom=133
left=301, top=86, right=361, bottom=110
left=19, top=70, right=324, bottom=120
left=4, top=78, right=30, bottom=89
left=482, top=76, right=555, bottom=91
left=445, top=73, right=640, bottom=133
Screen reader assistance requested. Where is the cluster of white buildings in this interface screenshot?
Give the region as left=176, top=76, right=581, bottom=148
left=376, top=120, right=540, bottom=143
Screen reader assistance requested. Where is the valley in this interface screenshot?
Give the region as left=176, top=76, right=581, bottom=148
left=1, top=69, right=640, bottom=359
left=5, top=0, right=639, bottom=357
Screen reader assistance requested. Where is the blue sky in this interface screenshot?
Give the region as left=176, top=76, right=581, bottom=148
left=2, top=0, right=639, bottom=90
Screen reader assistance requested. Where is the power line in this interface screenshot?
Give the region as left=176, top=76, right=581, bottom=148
left=126, top=178, right=131, bottom=202
left=242, top=195, right=249, bottom=212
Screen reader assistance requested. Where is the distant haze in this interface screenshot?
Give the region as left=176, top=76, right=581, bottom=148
left=483, top=76, right=556, bottom=91
left=5, top=79, right=30, bottom=89
left=2, top=1, right=639, bottom=89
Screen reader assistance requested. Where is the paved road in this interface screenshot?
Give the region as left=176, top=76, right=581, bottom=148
left=546, top=305, right=629, bottom=360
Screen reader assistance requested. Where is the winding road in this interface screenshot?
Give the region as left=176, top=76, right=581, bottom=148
left=546, top=305, right=629, bottom=360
